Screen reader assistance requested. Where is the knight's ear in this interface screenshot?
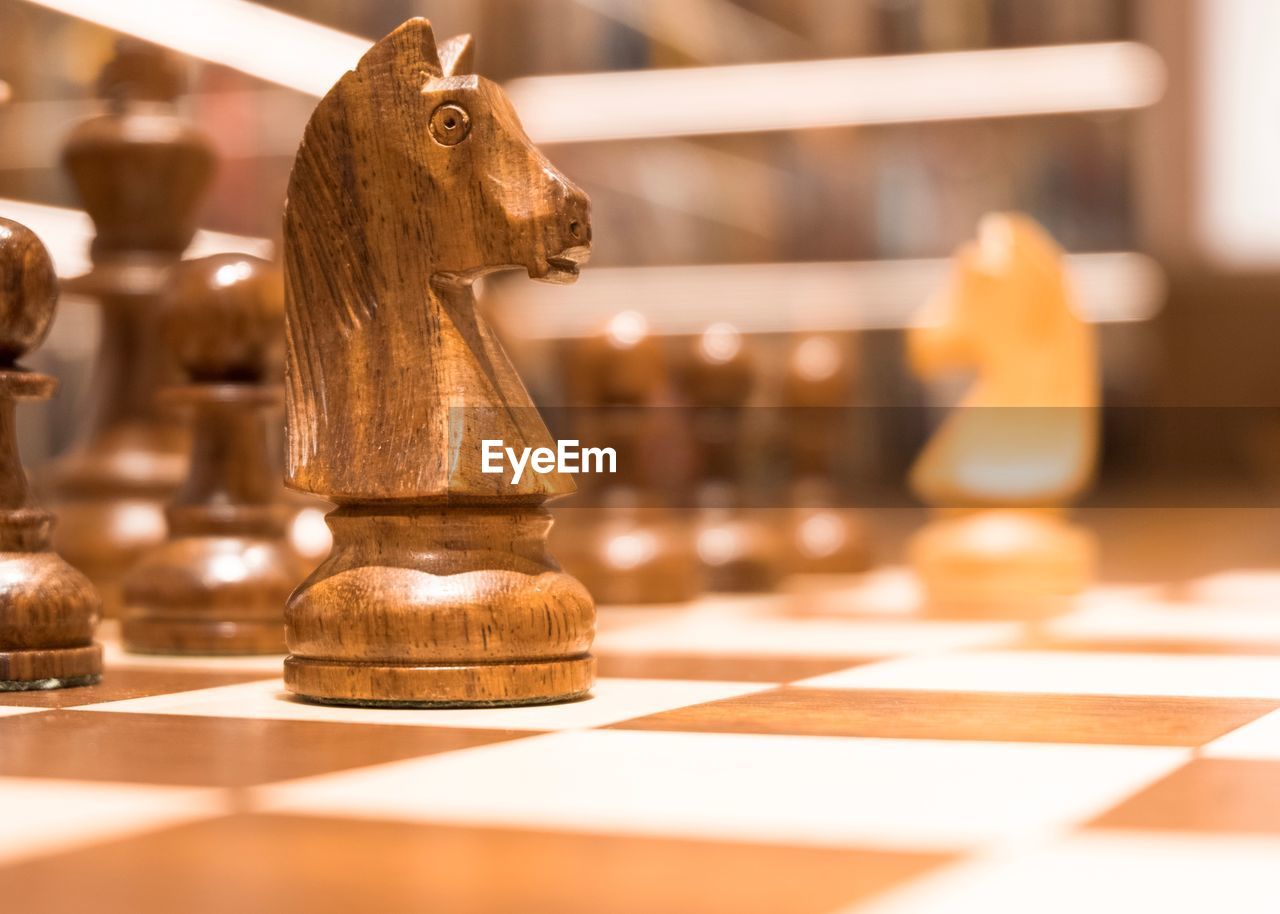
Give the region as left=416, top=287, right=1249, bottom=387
left=438, top=34, right=475, bottom=76
left=357, top=18, right=442, bottom=80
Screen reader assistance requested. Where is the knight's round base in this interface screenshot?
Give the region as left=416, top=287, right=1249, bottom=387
left=910, top=510, right=1094, bottom=619
left=0, top=644, right=103, bottom=689
left=122, top=616, right=284, bottom=656
left=284, top=654, right=596, bottom=708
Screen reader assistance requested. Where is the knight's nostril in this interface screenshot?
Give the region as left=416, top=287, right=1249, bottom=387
left=569, top=220, right=583, bottom=241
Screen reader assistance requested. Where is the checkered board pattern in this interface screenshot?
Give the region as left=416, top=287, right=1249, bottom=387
left=5, top=565, right=1280, bottom=913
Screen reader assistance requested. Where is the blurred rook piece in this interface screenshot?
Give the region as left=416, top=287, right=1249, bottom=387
left=783, top=333, right=873, bottom=576
left=51, top=39, right=216, bottom=615
left=121, top=254, right=303, bottom=654
left=557, top=310, right=701, bottom=605
left=908, top=213, right=1098, bottom=616
left=682, top=323, right=781, bottom=592
left=0, top=218, right=102, bottom=690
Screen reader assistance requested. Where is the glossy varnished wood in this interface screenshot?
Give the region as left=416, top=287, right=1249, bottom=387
left=51, top=40, right=216, bottom=616
left=0, top=218, right=102, bottom=689
left=121, top=255, right=305, bottom=655
left=282, top=20, right=594, bottom=705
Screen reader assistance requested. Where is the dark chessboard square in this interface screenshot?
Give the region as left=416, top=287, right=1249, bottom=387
left=1090, top=758, right=1280, bottom=834
left=0, top=813, right=953, bottom=914
left=611, top=687, right=1280, bottom=747
left=0, top=668, right=277, bottom=709
left=594, top=652, right=865, bottom=683
left=0, top=710, right=527, bottom=787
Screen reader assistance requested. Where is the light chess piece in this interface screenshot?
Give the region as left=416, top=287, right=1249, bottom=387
left=0, top=218, right=103, bottom=690
left=122, top=254, right=305, bottom=654
left=51, top=39, right=216, bottom=615
left=282, top=21, right=594, bottom=706
left=907, top=213, right=1098, bottom=616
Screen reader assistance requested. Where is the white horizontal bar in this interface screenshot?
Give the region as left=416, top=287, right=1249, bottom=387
left=485, top=253, right=1166, bottom=337
left=19, top=0, right=367, bottom=97
left=507, top=42, right=1168, bottom=143
left=19, top=2, right=1165, bottom=140
left=0, top=197, right=272, bottom=278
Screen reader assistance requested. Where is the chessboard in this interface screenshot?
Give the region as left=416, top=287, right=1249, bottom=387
left=4, top=515, right=1280, bottom=914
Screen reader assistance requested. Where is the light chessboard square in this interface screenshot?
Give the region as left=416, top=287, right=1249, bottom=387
left=845, top=832, right=1280, bottom=914
left=75, top=676, right=770, bottom=731
left=797, top=650, right=1280, bottom=699
left=257, top=729, right=1188, bottom=853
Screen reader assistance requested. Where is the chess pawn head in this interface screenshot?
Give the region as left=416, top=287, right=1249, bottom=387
left=164, top=254, right=284, bottom=383
left=63, top=39, right=215, bottom=260
left=0, top=218, right=57, bottom=366
left=0, top=219, right=102, bottom=688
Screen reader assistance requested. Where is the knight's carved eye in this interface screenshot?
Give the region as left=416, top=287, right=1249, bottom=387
left=429, top=103, right=471, bottom=146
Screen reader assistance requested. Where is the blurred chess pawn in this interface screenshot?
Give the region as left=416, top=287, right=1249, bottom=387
left=783, top=333, right=872, bottom=576
left=0, top=218, right=102, bottom=689
left=907, top=214, right=1098, bottom=616
left=121, top=254, right=306, bottom=653
left=555, top=311, right=700, bottom=605
left=51, top=39, right=216, bottom=615
left=683, top=323, right=781, bottom=593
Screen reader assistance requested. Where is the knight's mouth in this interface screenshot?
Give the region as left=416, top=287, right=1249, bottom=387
left=539, top=246, right=590, bottom=284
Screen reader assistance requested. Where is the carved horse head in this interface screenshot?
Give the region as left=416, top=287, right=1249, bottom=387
left=908, top=214, right=1098, bottom=506
left=283, top=20, right=590, bottom=501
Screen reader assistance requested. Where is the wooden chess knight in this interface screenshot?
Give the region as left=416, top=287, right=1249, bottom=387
left=0, top=218, right=102, bottom=690
left=282, top=21, right=595, bottom=706
left=908, top=213, right=1098, bottom=615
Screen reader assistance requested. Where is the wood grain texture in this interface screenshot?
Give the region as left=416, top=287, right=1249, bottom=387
left=0, top=813, right=951, bottom=914
left=51, top=39, right=216, bottom=616
left=907, top=214, right=1098, bottom=614
left=0, top=218, right=102, bottom=689
left=282, top=20, right=594, bottom=706
left=612, top=687, right=1280, bottom=746
left=121, top=255, right=306, bottom=655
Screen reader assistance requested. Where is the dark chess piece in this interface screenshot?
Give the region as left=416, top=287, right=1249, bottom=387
left=783, top=333, right=872, bottom=576
left=0, top=218, right=103, bottom=690
left=51, top=39, right=216, bottom=616
left=282, top=21, right=594, bottom=706
left=121, top=254, right=305, bottom=654
left=682, top=323, right=781, bottom=592
left=556, top=310, right=701, bottom=605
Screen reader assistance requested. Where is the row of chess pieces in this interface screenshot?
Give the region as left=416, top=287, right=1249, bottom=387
left=0, top=23, right=1101, bottom=708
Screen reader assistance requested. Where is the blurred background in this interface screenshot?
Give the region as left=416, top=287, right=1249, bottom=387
left=1, top=0, right=1278, bottom=527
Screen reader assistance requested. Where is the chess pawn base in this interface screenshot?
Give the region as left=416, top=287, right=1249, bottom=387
left=695, top=507, right=782, bottom=593
left=909, top=508, right=1094, bottom=618
left=0, top=510, right=103, bottom=690
left=285, top=506, right=595, bottom=707
left=121, top=516, right=302, bottom=655
left=557, top=507, right=701, bottom=606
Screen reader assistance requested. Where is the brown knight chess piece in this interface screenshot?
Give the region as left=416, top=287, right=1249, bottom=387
left=121, top=254, right=304, bottom=654
left=0, top=218, right=102, bottom=690
left=282, top=21, right=594, bottom=706
left=51, top=39, right=216, bottom=616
